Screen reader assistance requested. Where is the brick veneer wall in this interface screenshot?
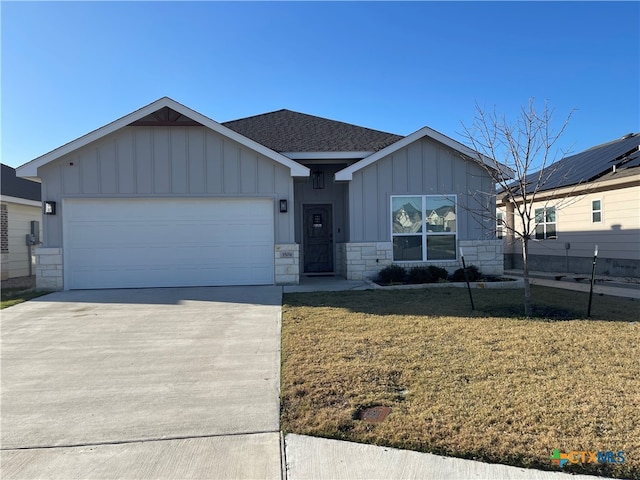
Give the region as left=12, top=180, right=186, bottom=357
left=1, top=204, right=8, bottom=254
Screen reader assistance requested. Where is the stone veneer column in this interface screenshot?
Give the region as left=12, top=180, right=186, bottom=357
left=275, top=244, right=300, bottom=285
left=35, top=247, right=64, bottom=290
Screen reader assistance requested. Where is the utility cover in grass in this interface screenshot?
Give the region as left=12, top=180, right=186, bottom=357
left=358, top=406, right=392, bottom=423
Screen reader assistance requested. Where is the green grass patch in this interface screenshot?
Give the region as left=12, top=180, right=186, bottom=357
left=281, top=286, right=639, bottom=478
left=1, top=288, right=49, bottom=309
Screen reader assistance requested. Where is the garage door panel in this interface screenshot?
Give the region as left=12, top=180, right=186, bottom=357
left=64, top=199, right=275, bottom=289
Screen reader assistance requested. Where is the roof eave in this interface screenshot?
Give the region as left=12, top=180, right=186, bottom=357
left=282, top=151, right=372, bottom=160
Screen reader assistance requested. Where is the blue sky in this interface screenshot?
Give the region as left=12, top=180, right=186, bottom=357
left=2, top=1, right=638, bottom=168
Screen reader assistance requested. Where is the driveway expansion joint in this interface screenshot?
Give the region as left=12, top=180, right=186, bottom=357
left=1, top=430, right=281, bottom=451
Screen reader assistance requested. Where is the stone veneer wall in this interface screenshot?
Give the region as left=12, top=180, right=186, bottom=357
left=275, top=244, right=300, bottom=285
left=338, top=242, right=393, bottom=280
left=338, top=240, right=503, bottom=280
left=458, top=240, right=504, bottom=276
left=35, top=247, right=64, bottom=290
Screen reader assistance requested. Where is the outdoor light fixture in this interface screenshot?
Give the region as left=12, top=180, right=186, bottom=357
left=44, top=201, right=56, bottom=215
left=279, top=199, right=288, bottom=213
left=312, top=171, right=325, bottom=189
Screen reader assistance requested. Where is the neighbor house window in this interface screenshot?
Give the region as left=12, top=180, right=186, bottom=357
left=592, top=200, right=602, bottom=223
left=535, top=206, right=556, bottom=239
left=496, top=212, right=504, bottom=239
left=391, top=195, right=457, bottom=261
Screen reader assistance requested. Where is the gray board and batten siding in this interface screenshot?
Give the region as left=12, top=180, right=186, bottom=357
left=348, top=137, right=494, bottom=242
left=37, top=126, right=295, bottom=247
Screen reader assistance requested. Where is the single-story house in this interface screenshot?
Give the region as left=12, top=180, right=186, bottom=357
left=1, top=163, right=42, bottom=280
left=17, top=97, right=506, bottom=290
left=499, top=132, right=640, bottom=278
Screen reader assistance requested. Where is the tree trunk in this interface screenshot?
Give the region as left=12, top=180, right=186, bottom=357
left=521, top=237, right=532, bottom=317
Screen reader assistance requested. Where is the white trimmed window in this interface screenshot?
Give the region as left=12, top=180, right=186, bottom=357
left=391, top=195, right=457, bottom=261
left=592, top=199, right=602, bottom=223
left=496, top=211, right=505, bottom=239
left=535, top=206, right=557, bottom=240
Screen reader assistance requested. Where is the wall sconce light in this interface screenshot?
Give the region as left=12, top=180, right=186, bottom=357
left=44, top=201, right=57, bottom=215
left=279, top=199, right=288, bottom=213
left=312, top=171, right=325, bottom=189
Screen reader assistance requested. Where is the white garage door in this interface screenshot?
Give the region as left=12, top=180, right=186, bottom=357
left=63, top=198, right=274, bottom=289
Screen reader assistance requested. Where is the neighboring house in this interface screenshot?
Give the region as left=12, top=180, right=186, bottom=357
left=16, top=97, right=505, bottom=290
left=1, top=164, right=42, bottom=280
left=499, top=133, right=640, bottom=278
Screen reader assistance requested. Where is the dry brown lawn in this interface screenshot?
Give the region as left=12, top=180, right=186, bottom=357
left=281, top=286, right=640, bottom=479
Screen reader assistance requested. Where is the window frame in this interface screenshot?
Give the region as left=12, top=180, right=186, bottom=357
left=390, top=194, right=458, bottom=262
left=496, top=211, right=505, bottom=239
left=534, top=206, right=557, bottom=240
left=591, top=199, right=602, bottom=224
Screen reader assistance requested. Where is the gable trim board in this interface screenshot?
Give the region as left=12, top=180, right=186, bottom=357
left=17, top=97, right=310, bottom=180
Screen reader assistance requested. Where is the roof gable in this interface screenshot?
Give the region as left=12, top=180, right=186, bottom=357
left=222, top=109, right=402, bottom=153
left=335, top=126, right=510, bottom=181
left=16, top=98, right=309, bottom=179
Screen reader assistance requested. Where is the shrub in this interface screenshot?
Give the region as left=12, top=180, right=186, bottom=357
left=377, top=264, right=407, bottom=284
left=407, top=266, right=432, bottom=284
left=407, top=265, right=450, bottom=284
left=451, top=265, right=481, bottom=282
left=427, top=265, right=449, bottom=282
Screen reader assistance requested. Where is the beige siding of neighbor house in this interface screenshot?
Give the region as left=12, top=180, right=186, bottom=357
left=0, top=201, right=42, bottom=279
left=505, top=183, right=640, bottom=261
left=37, top=126, right=295, bottom=247
left=348, top=137, right=495, bottom=242
left=499, top=184, right=640, bottom=276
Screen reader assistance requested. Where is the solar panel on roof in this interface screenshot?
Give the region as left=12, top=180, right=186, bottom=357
left=621, top=156, right=640, bottom=169
left=527, top=134, right=640, bottom=192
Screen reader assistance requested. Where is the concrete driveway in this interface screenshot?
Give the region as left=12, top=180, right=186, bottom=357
left=1, top=286, right=283, bottom=479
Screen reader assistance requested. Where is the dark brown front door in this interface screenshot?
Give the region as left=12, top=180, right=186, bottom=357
left=303, top=204, right=333, bottom=273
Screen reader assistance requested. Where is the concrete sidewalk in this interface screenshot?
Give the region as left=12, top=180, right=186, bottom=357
left=505, top=269, right=640, bottom=299
left=284, top=434, right=609, bottom=480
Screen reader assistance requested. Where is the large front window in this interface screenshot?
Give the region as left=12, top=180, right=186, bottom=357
left=391, top=195, right=457, bottom=261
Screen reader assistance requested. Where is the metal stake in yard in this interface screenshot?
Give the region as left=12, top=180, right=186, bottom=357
left=587, top=245, right=598, bottom=317
left=460, top=247, right=475, bottom=311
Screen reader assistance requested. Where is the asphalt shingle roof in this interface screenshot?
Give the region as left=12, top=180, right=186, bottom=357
left=1, top=164, right=41, bottom=202
left=222, top=109, right=403, bottom=153
left=529, top=133, right=640, bottom=192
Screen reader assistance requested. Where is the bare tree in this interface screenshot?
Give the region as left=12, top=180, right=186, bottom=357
left=460, top=99, right=574, bottom=316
